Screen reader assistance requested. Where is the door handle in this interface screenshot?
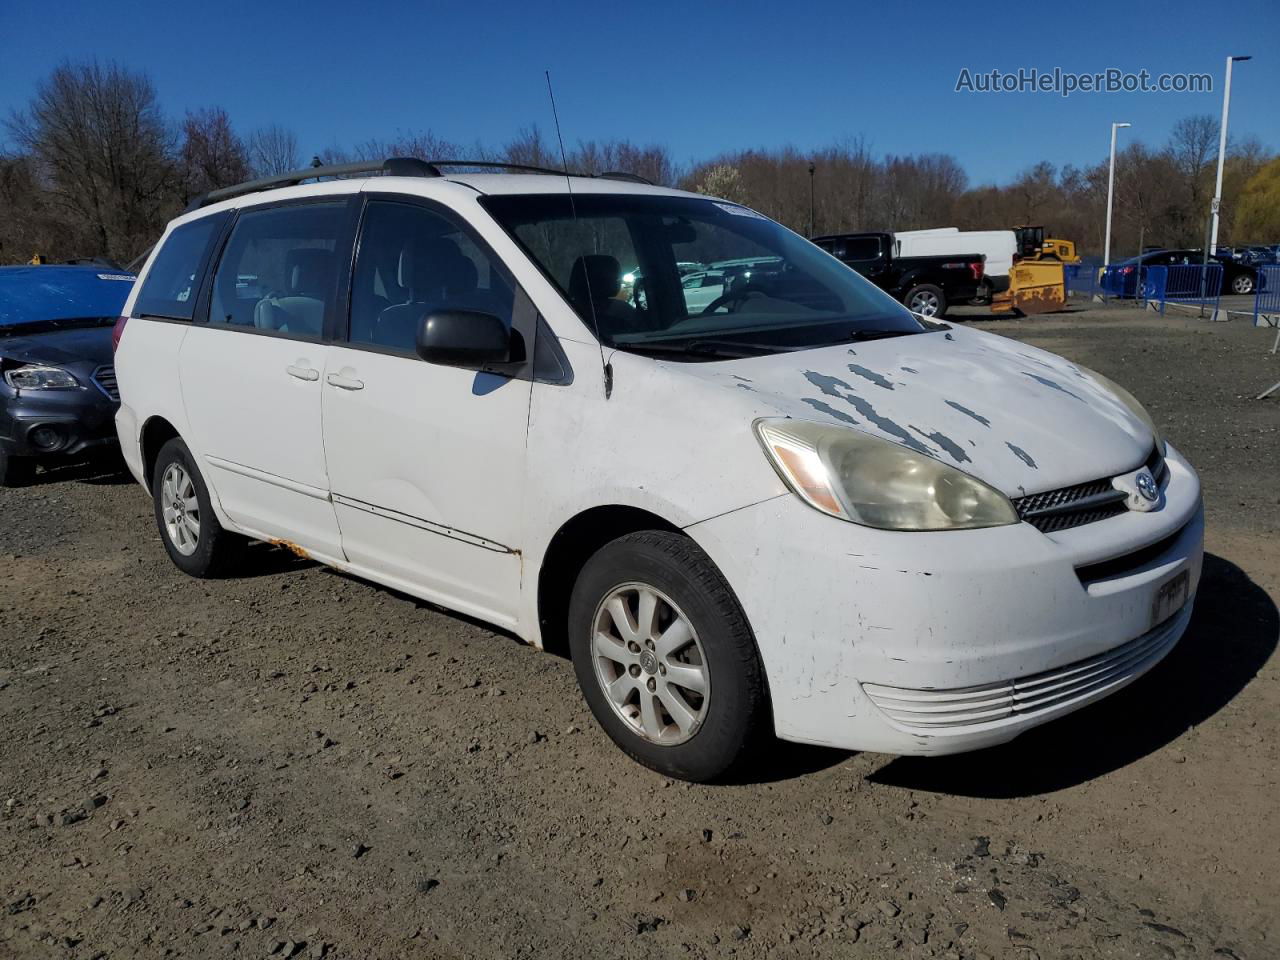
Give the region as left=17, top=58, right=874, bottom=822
left=286, top=364, right=319, bottom=381
left=326, top=372, right=365, bottom=391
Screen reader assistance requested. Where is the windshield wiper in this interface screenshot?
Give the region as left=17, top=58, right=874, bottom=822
left=0, top=316, right=116, bottom=337
left=842, top=328, right=923, bottom=343
left=615, top=339, right=786, bottom=360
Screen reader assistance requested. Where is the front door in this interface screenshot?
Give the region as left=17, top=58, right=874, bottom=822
left=321, top=197, right=531, bottom=627
left=179, top=199, right=351, bottom=561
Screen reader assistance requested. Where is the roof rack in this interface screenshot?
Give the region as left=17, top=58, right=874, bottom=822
left=185, top=156, right=654, bottom=211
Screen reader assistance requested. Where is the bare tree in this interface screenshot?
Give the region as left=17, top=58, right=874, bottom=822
left=247, top=124, right=300, bottom=177
left=180, top=108, right=249, bottom=200
left=6, top=60, right=175, bottom=261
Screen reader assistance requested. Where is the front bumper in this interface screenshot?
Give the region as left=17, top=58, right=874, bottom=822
left=687, top=444, right=1204, bottom=756
left=0, top=388, right=119, bottom=458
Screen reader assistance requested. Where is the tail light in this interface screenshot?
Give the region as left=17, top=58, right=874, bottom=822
left=1121, top=266, right=1134, bottom=275
left=969, top=261, right=984, bottom=281
left=111, top=316, right=128, bottom=353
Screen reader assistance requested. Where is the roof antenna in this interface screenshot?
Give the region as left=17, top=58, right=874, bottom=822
left=546, top=70, right=612, bottom=399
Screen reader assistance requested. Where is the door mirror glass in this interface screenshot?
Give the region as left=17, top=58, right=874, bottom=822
left=415, top=310, right=520, bottom=367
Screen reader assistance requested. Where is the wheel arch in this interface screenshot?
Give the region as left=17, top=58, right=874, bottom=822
left=139, top=415, right=182, bottom=493
left=536, top=504, right=683, bottom=658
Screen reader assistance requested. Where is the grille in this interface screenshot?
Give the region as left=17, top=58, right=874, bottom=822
left=862, top=608, right=1187, bottom=731
left=1012, top=445, right=1168, bottom=534
left=92, top=364, right=119, bottom=402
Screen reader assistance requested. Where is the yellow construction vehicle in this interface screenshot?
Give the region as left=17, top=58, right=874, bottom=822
left=1014, top=226, right=1081, bottom=263
left=988, top=226, right=1075, bottom=315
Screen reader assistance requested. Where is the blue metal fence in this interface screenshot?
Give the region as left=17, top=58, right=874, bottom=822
left=1254, top=265, right=1280, bottom=328
left=1141, top=264, right=1223, bottom=316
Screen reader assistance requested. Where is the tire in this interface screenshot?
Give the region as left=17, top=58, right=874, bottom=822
left=1231, top=273, right=1254, bottom=295
left=151, top=437, right=243, bottom=578
left=568, top=531, right=768, bottom=782
left=0, top=449, right=35, bottom=487
left=904, top=283, right=947, bottom=318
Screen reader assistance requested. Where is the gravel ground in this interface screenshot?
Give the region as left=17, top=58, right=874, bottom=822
left=2, top=304, right=1277, bottom=960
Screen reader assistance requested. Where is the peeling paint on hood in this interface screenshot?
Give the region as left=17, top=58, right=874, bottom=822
left=679, top=325, right=1155, bottom=495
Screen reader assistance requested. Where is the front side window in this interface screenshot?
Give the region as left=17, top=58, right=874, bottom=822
left=482, top=195, right=920, bottom=361
left=348, top=200, right=515, bottom=354
left=133, top=213, right=227, bottom=320
left=208, top=202, right=346, bottom=338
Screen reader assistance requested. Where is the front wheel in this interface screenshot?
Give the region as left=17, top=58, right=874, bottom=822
left=1231, top=273, right=1254, bottom=295
left=904, top=283, right=947, bottom=318
left=152, top=437, right=243, bottom=578
left=568, top=531, right=768, bottom=782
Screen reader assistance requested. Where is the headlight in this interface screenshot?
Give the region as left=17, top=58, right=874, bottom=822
left=755, top=419, right=1018, bottom=531
left=1077, top=365, right=1165, bottom=454
left=4, top=365, right=81, bottom=390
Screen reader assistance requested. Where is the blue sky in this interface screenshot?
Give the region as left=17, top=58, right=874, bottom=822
left=2, top=0, right=1277, bottom=186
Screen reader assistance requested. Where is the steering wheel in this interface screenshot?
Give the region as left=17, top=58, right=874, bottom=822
left=700, top=287, right=765, bottom=316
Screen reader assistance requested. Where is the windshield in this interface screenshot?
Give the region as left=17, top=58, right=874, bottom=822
left=481, top=194, right=923, bottom=359
left=0, top=267, right=135, bottom=330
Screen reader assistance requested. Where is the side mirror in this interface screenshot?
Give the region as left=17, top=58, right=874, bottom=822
left=415, top=311, right=522, bottom=368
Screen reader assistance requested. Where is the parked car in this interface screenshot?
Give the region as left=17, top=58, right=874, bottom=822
left=1104, top=249, right=1262, bottom=297
left=0, top=263, right=136, bottom=485
left=1239, top=244, right=1280, bottom=266
left=811, top=232, right=984, bottom=317
left=116, top=159, right=1203, bottom=782
left=679, top=270, right=726, bottom=313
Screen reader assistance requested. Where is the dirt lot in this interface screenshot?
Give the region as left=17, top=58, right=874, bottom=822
left=2, top=304, right=1278, bottom=960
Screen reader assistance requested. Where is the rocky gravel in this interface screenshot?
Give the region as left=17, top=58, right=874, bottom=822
left=2, top=305, right=1277, bottom=959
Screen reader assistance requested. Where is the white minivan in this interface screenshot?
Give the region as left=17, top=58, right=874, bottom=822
left=114, top=159, right=1204, bottom=781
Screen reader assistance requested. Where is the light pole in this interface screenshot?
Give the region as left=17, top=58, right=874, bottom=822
left=1209, top=54, right=1251, bottom=254
left=1103, top=122, right=1130, bottom=269
left=807, top=161, right=816, bottom=238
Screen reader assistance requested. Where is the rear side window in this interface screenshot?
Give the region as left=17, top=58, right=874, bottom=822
left=208, top=202, right=346, bottom=339
left=841, top=238, right=881, bottom=260
left=133, top=213, right=228, bottom=320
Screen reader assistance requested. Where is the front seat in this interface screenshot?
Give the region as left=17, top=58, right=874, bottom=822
left=568, top=255, right=642, bottom=334
left=374, top=237, right=483, bottom=351
left=254, top=248, right=333, bottom=336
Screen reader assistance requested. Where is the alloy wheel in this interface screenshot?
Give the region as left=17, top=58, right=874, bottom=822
left=591, top=582, right=710, bottom=745
left=909, top=291, right=940, bottom=316
left=160, top=462, right=200, bottom=556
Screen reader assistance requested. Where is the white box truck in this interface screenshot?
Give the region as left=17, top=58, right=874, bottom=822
left=894, top=228, right=1018, bottom=299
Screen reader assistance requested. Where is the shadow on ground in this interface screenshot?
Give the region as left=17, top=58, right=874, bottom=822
left=870, top=552, right=1277, bottom=797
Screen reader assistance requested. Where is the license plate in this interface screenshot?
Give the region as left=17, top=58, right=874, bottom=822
left=1151, top=570, right=1190, bottom=628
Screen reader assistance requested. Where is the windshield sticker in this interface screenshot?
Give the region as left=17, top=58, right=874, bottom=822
left=711, top=202, right=766, bottom=220
left=97, top=274, right=137, bottom=282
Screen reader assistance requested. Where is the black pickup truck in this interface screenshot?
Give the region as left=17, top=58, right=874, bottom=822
left=811, top=232, right=984, bottom=319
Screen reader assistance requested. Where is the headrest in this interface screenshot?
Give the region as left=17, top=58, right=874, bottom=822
left=569, top=255, right=621, bottom=303
left=397, top=238, right=478, bottom=298
left=286, top=248, right=334, bottom=297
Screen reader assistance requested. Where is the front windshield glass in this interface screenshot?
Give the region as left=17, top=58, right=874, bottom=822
left=481, top=194, right=923, bottom=360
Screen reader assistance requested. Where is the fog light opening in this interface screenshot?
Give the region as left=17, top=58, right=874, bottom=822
left=28, top=425, right=63, bottom=451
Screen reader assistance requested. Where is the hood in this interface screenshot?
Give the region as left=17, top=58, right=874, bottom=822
left=680, top=325, right=1154, bottom=497
left=0, top=325, right=115, bottom=367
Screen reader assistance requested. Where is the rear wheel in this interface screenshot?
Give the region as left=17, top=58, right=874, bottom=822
left=904, top=283, right=947, bottom=318
left=152, top=437, right=243, bottom=577
left=568, top=531, right=767, bottom=782
left=1231, top=273, right=1254, bottom=295
left=0, top=449, right=35, bottom=487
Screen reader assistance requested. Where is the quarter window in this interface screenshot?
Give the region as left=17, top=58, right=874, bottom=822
left=133, top=213, right=228, bottom=320
left=348, top=200, right=515, bottom=353
left=208, top=202, right=346, bottom=338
